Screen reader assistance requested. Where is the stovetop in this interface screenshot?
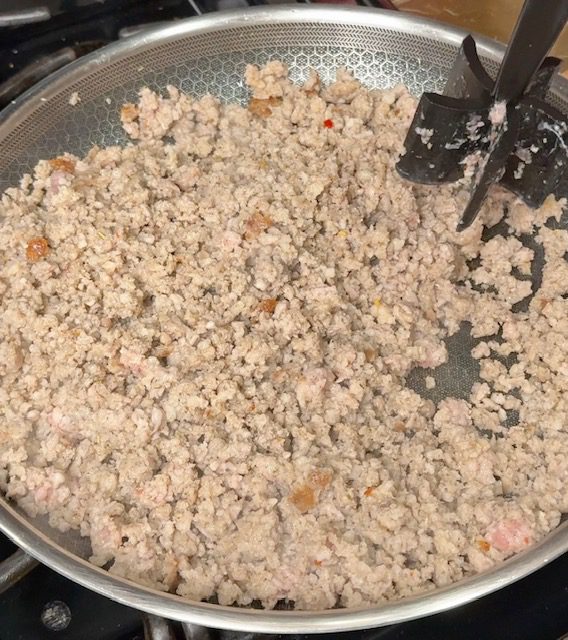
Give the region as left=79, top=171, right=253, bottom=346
left=1, top=532, right=567, bottom=640
left=0, top=2, right=567, bottom=639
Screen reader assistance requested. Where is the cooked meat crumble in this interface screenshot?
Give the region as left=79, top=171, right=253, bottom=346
left=0, top=61, right=566, bottom=610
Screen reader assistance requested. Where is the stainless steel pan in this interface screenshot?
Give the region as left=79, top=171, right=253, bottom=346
left=0, top=5, right=567, bottom=633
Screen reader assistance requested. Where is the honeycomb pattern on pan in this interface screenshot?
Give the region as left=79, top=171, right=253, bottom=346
left=1, top=16, right=567, bottom=560
left=2, top=19, right=565, bottom=191
left=1, top=21, right=467, bottom=189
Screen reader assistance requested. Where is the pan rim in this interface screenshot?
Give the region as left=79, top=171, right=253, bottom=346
left=0, top=5, right=566, bottom=633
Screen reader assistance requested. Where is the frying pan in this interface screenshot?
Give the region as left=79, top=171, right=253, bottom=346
left=0, top=5, right=567, bottom=634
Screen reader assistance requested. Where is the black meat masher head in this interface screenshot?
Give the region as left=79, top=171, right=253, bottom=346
left=396, top=35, right=568, bottom=230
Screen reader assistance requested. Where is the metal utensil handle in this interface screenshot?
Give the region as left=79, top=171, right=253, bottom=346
left=0, top=549, right=38, bottom=594
left=494, top=0, right=568, bottom=102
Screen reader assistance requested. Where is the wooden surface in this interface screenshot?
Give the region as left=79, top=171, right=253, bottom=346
left=393, top=0, right=568, bottom=68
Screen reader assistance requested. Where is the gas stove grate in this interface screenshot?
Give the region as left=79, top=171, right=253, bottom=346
left=1, top=531, right=567, bottom=640
left=0, top=0, right=393, bottom=108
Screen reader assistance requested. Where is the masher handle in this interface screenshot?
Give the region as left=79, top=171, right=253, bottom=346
left=494, top=0, right=568, bottom=103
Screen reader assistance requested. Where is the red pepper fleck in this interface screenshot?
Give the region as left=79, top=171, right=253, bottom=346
left=323, top=118, right=334, bottom=129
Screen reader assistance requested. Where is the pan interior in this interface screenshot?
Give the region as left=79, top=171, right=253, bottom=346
left=0, top=8, right=566, bottom=601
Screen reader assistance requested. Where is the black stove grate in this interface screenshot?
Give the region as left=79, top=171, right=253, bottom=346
left=1, top=531, right=567, bottom=640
